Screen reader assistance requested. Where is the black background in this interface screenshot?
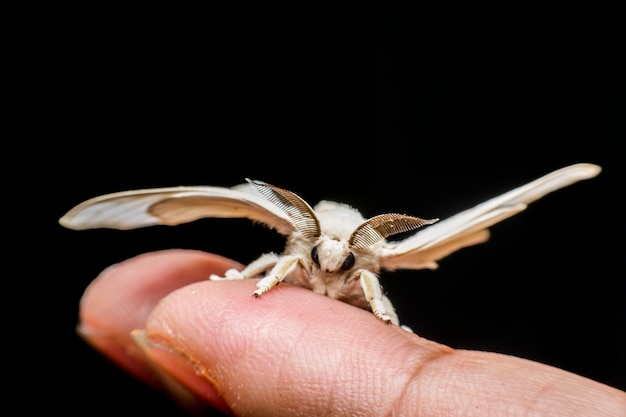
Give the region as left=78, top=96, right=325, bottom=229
left=4, top=2, right=624, bottom=415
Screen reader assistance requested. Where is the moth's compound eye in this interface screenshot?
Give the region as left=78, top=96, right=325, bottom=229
left=311, top=246, right=320, bottom=265
left=341, top=252, right=355, bottom=271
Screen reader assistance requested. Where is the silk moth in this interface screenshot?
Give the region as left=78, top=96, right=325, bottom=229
left=60, top=163, right=601, bottom=326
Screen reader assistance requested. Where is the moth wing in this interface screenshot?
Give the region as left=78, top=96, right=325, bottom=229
left=380, top=163, right=601, bottom=271
left=59, top=183, right=296, bottom=236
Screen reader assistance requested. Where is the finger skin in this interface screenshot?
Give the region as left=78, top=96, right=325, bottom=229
left=79, top=250, right=626, bottom=417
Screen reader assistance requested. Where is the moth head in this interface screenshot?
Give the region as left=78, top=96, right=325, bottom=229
left=310, top=237, right=356, bottom=273
left=248, top=179, right=437, bottom=274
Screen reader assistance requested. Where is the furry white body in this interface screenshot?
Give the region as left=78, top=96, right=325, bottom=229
left=215, top=200, right=395, bottom=319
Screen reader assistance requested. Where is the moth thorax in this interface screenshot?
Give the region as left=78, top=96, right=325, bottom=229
left=314, top=239, right=353, bottom=273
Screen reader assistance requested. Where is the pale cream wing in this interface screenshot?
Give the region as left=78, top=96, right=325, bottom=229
left=59, top=184, right=296, bottom=236
left=380, top=163, right=601, bottom=271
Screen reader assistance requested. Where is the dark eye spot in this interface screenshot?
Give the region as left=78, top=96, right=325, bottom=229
left=341, top=252, right=355, bottom=271
left=311, top=246, right=320, bottom=265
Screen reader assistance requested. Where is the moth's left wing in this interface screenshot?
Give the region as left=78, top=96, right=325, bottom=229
left=380, top=163, right=601, bottom=271
left=59, top=183, right=297, bottom=236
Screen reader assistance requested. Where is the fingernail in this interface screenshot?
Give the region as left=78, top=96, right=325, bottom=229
left=131, top=330, right=233, bottom=416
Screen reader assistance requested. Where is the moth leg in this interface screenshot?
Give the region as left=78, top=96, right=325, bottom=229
left=253, top=255, right=299, bottom=297
left=358, top=270, right=398, bottom=325
left=210, top=253, right=279, bottom=281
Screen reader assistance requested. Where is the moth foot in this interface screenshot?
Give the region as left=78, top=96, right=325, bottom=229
left=209, top=268, right=245, bottom=281
left=252, top=287, right=268, bottom=297
left=374, top=312, right=393, bottom=324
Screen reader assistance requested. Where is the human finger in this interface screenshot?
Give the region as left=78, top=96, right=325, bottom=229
left=141, top=277, right=626, bottom=416
left=78, top=249, right=626, bottom=416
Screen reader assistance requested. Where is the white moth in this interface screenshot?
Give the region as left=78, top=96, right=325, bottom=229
left=60, top=163, right=601, bottom=326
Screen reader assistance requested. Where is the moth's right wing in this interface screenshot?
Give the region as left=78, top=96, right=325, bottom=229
left=380, top=163, right=602, bottom=271
left=59, top=183, right=297, bottom=236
